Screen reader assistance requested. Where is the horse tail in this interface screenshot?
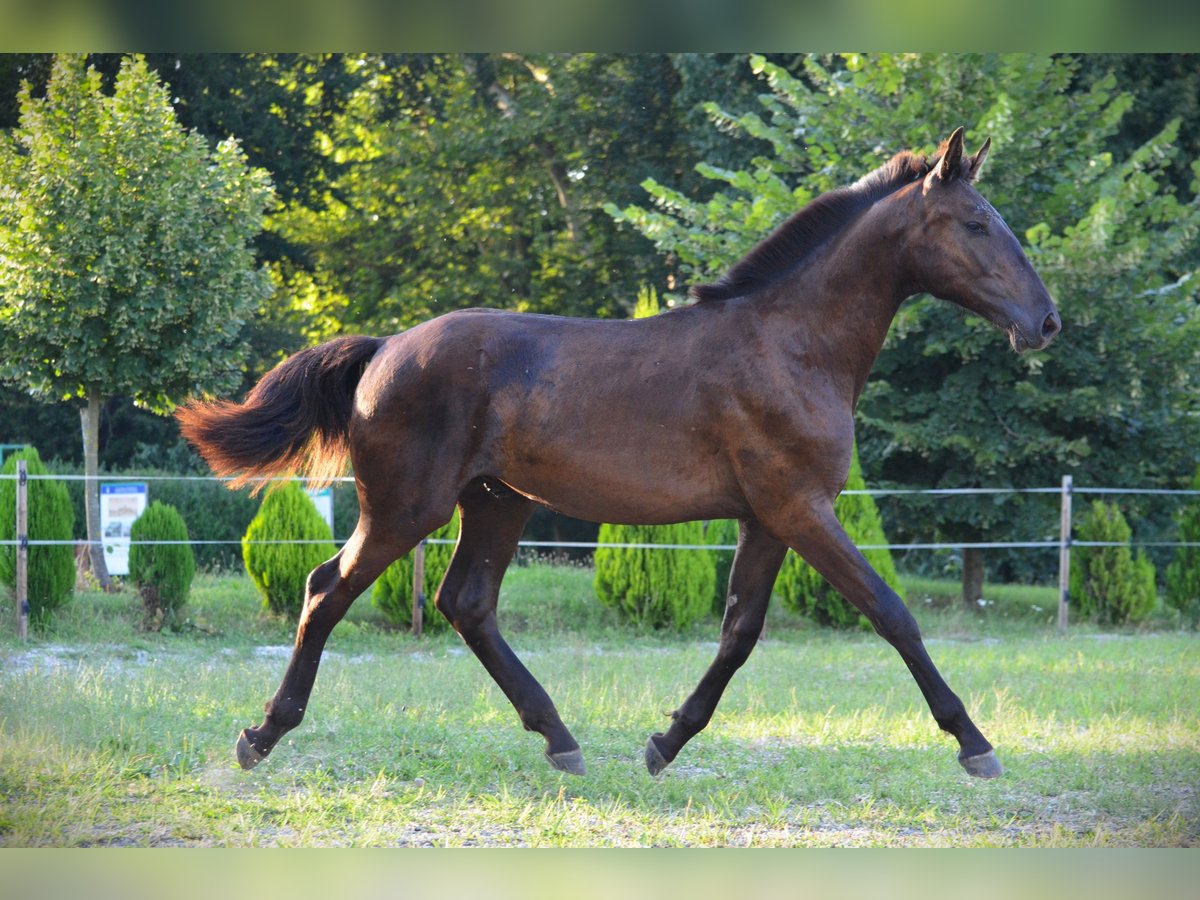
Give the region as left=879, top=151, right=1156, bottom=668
left=176, top=335, right=384, bottom=493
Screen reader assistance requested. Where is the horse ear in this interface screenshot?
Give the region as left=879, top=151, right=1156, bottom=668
left=925, top=126, right=965, bottom=190
left=967, top=136, right=991, bottom=182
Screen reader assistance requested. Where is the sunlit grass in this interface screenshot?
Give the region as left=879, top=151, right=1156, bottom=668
left=1, top=564, right=1197, bottom=846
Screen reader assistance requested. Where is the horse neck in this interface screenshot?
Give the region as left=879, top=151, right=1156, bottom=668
left=758, top=198, right=916, bottom=405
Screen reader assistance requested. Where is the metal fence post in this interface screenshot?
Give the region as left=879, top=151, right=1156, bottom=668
left=412, top=539, right=426, bottom=637
left=1057, top=474, right=1073, bottom=636
left=15, top=459, right=29, bottom=641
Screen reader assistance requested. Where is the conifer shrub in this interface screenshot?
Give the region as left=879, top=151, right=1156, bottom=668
left=706, top=519, right=739, bottom=613
left=129, top=501, right=195, bottom=631
left=242, top=482, right=336, bottom=618
left=593, top=520, right=716, bottom=629
left=1165, top=468, right=1200, bottom=627
left=0, top=447, right=75, bottom=628
left=373, top=509, right=459, bottom=632
left=776, top=448, right=900, bottom=629
left=1069, top=500, right=1157, bottom=625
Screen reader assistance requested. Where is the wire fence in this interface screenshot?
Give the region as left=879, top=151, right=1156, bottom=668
left=4, top=469, right=1200, bottom=638
left=2, top=471, right=1200, bottom=552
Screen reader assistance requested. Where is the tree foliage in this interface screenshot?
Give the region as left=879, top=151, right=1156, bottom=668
left=0, top=447, right=75, bottom=628
left=0, top=54, right=276, bottom=411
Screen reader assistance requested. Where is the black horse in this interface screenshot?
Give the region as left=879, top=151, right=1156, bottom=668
left=179, top=128, right=1060, bottom=779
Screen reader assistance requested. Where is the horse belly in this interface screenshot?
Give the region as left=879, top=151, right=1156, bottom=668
left=494, top=423, right=745, bottom=525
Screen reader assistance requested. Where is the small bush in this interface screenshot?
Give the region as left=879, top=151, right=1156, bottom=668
left=776, top=447, right=900, bottom=629
left=373, top=509, right=459, bottom=632
left=1165, top=467, right=1200, bottom=627
left=242, top=482, right=336, bottom=618
left=1070, top=500, right=1157, bottom=625
left=593, top=520, right=715, bottom=629
left=706, top=519, right=739, bottom=613
left=129, top=501, right=196, bottom=631
left=0, top=447, right=75, bottom=628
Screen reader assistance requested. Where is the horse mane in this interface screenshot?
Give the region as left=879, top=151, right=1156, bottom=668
left=689, top=143, right=956, bottom=302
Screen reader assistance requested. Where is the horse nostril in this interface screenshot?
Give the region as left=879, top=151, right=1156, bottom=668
left=1042, top=312, right=1061, bottom=341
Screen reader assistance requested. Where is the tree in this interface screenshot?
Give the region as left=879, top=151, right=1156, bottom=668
left=610, top=53, right=1200, bottom=600
left=0, top=55, right=275, bottom=588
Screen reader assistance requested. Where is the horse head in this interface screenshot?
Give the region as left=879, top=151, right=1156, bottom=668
left=913, top=127, right=1061, bottom=352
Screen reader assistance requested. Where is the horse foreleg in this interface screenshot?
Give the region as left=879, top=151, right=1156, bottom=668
left=645, top=520, right=787, bottom=775
left=236, top=525, right=404, bottom=769
left=776, top=502, right=1002, bottom=779
left=437, top=484, right=585, bottom=775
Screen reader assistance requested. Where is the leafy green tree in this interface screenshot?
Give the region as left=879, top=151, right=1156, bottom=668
left=0, top=55, right=275, bottom=588
left=776, top=446, right=900, bottom=629
left=0, top=447, right=75, bottom=628
left=242, top=483, right=335, bottom=618
left=1070, top=501, right=1157, bottom=625
left=610, top=53, right=1200, bottom=600
left=129, top=501, right=196, bottom=631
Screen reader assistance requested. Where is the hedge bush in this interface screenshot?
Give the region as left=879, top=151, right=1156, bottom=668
left=1070, top=500, right=1157, bottom=625
left=776, top=448, right=900, bottom=629
left=1165, top=468, right=1200, bottom=626
left=706, top=518, right=739, bottom=613
left=593, top=520, right=715, bottom=629
left=129, top=501, right=195, bottom=631
left=0, top=447, right=75, bottom=628
left=242, top=482, right=336, bottom=618
left=373, top=510, right=459, bottom=632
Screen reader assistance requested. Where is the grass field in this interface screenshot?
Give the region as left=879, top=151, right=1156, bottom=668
left=1, top=563, right=1197, bottom=847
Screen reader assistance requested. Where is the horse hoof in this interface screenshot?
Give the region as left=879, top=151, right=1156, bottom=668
left=644, top=734, right=670, bottom=776
left=545, top=748, right=586, bottom=776
left=959, top=749, right=1003, bottom=779
left=235, top=729, right=267, bottom=771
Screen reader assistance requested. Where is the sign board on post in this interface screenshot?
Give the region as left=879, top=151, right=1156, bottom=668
left=306, top=487, right=334, bottom=535
left=100, top=482, right=148, bottom=576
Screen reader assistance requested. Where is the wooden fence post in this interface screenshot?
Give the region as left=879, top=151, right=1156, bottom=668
left=1057, top=474, right=1073, bottom=636
left=412, top=539, right=425, bottom=637
left=15, top=459, right=29, bottom=641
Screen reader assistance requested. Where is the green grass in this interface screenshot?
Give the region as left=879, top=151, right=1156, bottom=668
left=1, top=564, right=1197, bottom=847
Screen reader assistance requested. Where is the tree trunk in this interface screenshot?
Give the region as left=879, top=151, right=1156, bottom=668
left=80, top=388, right=113, bottom=590
left=961, top=546, right=984, bottom=608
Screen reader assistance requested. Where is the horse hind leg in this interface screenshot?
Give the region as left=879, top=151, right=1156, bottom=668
left=235, top=521, right=420, bottom=770
left=646, top=519, right=787, bottom=775
left=436, top=481, right=585, bottom=775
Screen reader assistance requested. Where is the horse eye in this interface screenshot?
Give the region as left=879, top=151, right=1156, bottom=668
left=966, top=221, right=987, bottom=234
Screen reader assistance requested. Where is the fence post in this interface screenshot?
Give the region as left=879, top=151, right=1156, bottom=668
left=1057, top=474, right=1073, bottom=636
left=15, top=459, right=29, bottom=641
left=412, top=539, right=425, bottom=637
